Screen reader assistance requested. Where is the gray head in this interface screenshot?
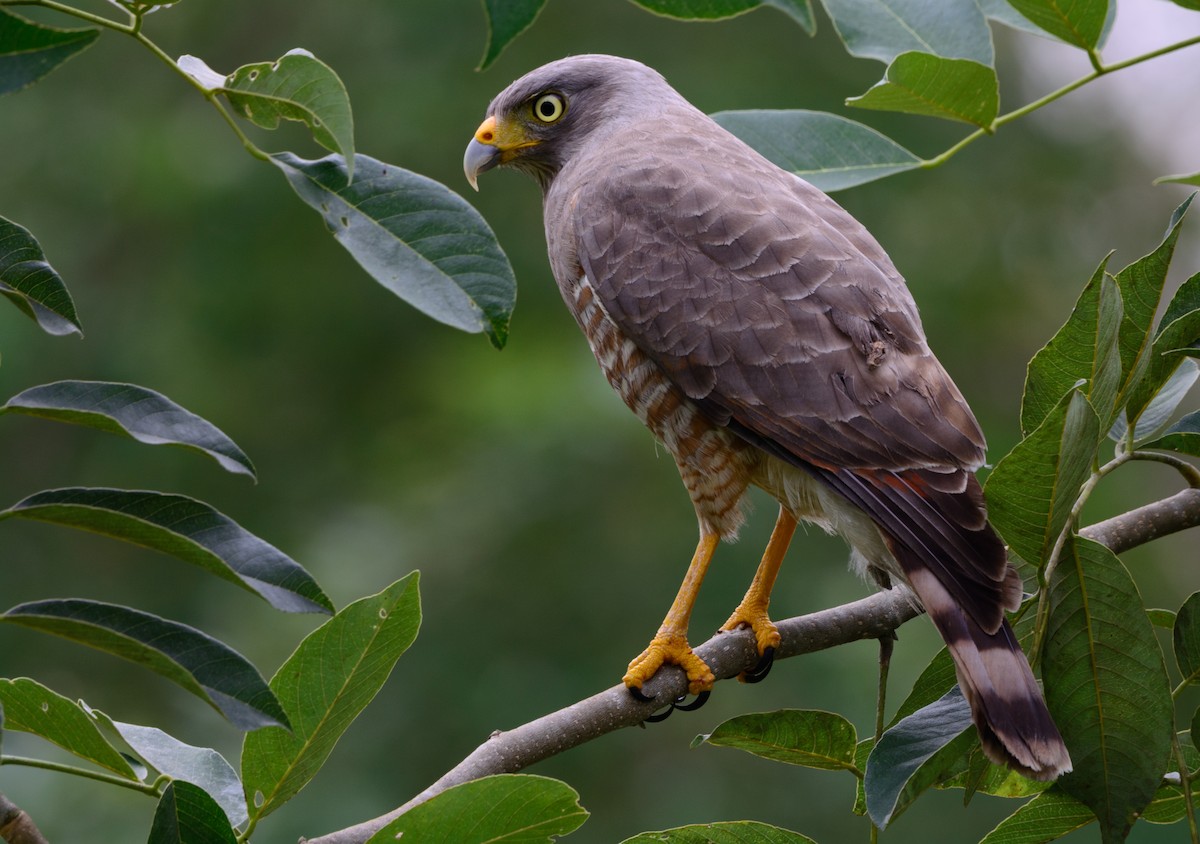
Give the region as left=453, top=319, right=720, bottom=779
left=464, top=55, right=683, bottom=192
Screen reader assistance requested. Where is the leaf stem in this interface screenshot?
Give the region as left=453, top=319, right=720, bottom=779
left=0, top=755, right=159, bottom=796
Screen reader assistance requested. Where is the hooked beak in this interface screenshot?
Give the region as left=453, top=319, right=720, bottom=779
left=464, top=115, right=503, bottom=192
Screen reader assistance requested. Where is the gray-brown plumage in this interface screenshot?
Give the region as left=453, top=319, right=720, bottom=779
left=465, top=54, right=1070, bottom=780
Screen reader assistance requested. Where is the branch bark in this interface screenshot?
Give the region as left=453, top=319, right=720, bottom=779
left=302, top=488, right=1200, bottom=844
left=0, top=791, right=49, bottom=844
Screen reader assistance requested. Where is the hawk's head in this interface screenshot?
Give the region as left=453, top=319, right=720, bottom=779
left=464, top=55, right=677, bottom=192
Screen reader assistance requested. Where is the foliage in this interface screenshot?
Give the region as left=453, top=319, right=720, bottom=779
left=0, top=0, right=1198, bottom=843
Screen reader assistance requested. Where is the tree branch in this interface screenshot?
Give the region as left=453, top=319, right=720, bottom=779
left=0, top=791, right=49, bottom=844
left=301, top=488, right=1200, bottom=844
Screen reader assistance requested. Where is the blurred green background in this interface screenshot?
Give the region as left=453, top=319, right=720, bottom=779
left=2, top=1, right=1198, bottom=841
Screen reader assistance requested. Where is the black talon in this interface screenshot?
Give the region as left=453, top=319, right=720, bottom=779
left=743, top=646, right=776, bottom=684
left=643, top=705, right=675, bottom=723
left=628, top=685, right=655, bottom=703
left=673, top=690, right=711, bottom=712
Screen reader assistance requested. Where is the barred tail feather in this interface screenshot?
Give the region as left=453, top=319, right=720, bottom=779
left=905, top=565, right=1072, bottom=780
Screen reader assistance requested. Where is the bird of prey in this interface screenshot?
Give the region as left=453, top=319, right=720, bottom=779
left=464, top=54, right=1070, bottom=780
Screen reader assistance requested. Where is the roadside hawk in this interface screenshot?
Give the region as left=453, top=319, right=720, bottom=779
left=464, top=55, right=1071, bottom=780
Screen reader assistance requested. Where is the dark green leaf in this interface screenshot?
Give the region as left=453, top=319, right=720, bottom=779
left=1174, top=592, right=1200, bottom=687
left=479, top=0, right=547, bottom=69
left=847, top=53, right=998, bottom=127
left=1123, top=270, right=1200, bottom=429
left=0, top=488, right=331, bottom=614
left=1043, top=536, right=1173, bottom=842
left=1147, top=608, right=1178, bottom=629
left=1007, top=0, right=1108, bottom=50
left=821, top=0, right=992, bottom=64
left=0, top=9, right=98, bottom=96
left=1141, top=409, right=1200, bottom=456
left=888, top=647, right=956, bottom=726
left=1143, top=760, right=1200, bottom=824
left=864, top=688, right=974, bottom=828
left=108, top=719, right=246, bottom=828
left=711, top=110, right=921, bottom=191
left=977, top=788, right=1095, bottom=843
left=148, top=781, right=238, bottom=844
left=696, top=709, right=858, bottom=771
left=0, top=599, right=288, bottom=731
left=0, top=215, right=82, bottom=336
left=242, top=573, right=420, bottom=819
left=985, top=389, right=1100, bottom=568
left=223, top=51, right=354, bottom=177
left=272, top=152, right=515, bottom=348
left=0, top=678, right=138, bottom=778
left=1021, top=258, right=1121, bottom=435
left=978, top=0, right=1062, bottom=38
left=628, top=0, right=816, bottom=32
left=621, top=821, right=817, bottom=843
left=1111, top=358, right=1198, bottom=444
left=1, top=381, right=255, bottom=479
left=368, top=774, right=586, bottom=843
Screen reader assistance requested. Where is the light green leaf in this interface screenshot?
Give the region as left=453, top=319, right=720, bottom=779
left=1142, top=779, right=1200, bottom=825
left=368, top=774, right=587, bottom=843
left=1157, top=170, right=1200, bottom=187
left=0, top=215, right=82, bottom=336
left=1020, top=258, right=1122, bottom=435
left=847, top=52, right=998, bottom=127
left=821, top=0, right=993, bottom=64
left=977, top=788, right=1095, bottom=843
left=939, top=758, right=1050, bottom=799
left=1006, top=0, right=1108, bottom=50
left=695, top=709, right=858, bottom=771
left=985, top=389, right=1100, bottom=568
left=242, top=573, right=420, bottom=820
left=273, top=152, right=515, bottom=348
left=1147, top=608, right=1178, bottom=629
left=977, top=0, right=1062, bottom=38
left=148, top=781, right=238, bottom=844
left=0, top=488, right=332, bottom=614
left=621, top=821, right=817, bottom=843
left=711, top=110, right=921, bottom=191
left=1140, top=408, right=1200, bottom=456
left=1043, top=536, right=1173, bottom=842
left=0, top=8, right=98, bottom=96
left=864, top=688, right=975, bottom=828
left=0, top=678, right=138, bottom=779
left=1, top=381, right=255, bottom=479
left=479, top=0, right=547, bottom=69
left=1, top=599, right=288, bottom=731
left=109, top=719, right=247, bottom=828
left=222, top=50, right=354, bottom=177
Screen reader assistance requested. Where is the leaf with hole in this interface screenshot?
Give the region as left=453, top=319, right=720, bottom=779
left=0, top=599, right=288, bottom=731
left=1, top=381, right=255, bottom=479
left=273, top=152, right=515, bottom=348
left=0, top=488, right=331, bottom=614
left=0, top=215, right=81, bottom=336
left=712, top=110, right=921, bottom=191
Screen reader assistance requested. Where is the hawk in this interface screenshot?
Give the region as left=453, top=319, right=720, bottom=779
left=464, top=55, right=1070, bottom=780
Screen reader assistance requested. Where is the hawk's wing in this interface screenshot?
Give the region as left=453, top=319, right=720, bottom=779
left=563, top=112, right=1012, bottom=631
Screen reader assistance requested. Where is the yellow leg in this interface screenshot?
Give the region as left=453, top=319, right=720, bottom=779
left=721, top=506, right=797, bottom=658
left=624, top=531, right=720, bottom=696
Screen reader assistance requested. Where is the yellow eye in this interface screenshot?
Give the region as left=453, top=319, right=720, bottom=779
left=532, top=93, right=566, bottom=123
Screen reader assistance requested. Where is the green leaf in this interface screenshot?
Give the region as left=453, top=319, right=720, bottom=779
left=1043, top=536, right=1173, bottom=843
left=0, top=8, right=99, bottom=96
left=1143, top=772, right=1200, bottom=824
left=0, top=599, right=288, bottom=731
left=847, top=53, right=998, bottom=127
left=0, top=215, right=82, bottom=336
left=985, top=389, right=1100, bottom=568
left=1111, top=358, right=1199, bottom=444
left=1, top=381, right=255, bottom=479
left=1020, top=258, right=1122, bottom=435
left=1173, top=592, right=1200, bottom=687
left=977, top=788, right=1095, bottom=843
left=107, top=719, right=247, bottom=828
left=222, top=50, right=354, bottom=178
left=621, top=821, right=817, bottom=843
left=1141, top=409, right=1200, bottom=456
left=1147, top=608, right=1178, bottom=630
left=1157, top=170, right=1200, bottom=187
left=695, top=709, right=858, bottom=771
left=888, top=647, right=956, bottom=726
left=977, top=0, right=1062, bottom=38
left=939, top=758, right=1050, bottom=799
left=711, top=110, right=921, bottom=191
left=1111, top=194, right=1193, bottom=415
left=1123, top=270, right=1200, bottom=429
left=1006, top=0, right=1108, bottom=50
left=241, top=573, right=421, bottom=819
left=0, top=488, right=332, bottom=614
left=864, top=688, right=975, bottom=828
left=368, top=774, right=587, bottom=843
left=148, top=781, right=238, bottom=844
left=820, top=0, right=993, bottom=64
left=0, top=678, right=138, bottom=779
left=479, top=0, right=547, bottom=69
left=272, top=152, right=515, bottom=348
left=628, top=0, right=816, bottom=32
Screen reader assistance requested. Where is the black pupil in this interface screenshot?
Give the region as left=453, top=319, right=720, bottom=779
left=539, top=98, right=557, bottom=118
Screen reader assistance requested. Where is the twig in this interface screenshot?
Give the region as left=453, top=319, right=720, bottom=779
left=0, top=791, right=49, bottom=844
left=302, top=488, right=1200, bottom=844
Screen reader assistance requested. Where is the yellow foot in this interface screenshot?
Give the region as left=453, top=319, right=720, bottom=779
left=720, top=605, right=780, bottom=683
left=623, top=634, right=715, bottom=697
